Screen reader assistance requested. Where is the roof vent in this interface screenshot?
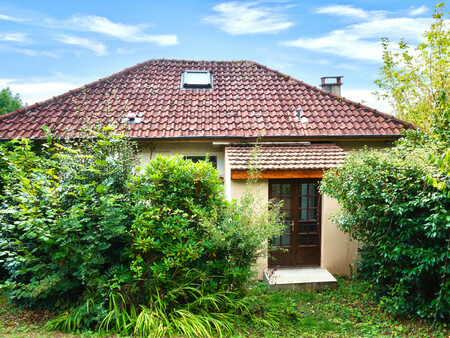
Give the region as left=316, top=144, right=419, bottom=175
left=181, top=70, right=213, bottom=89
left=297, top=108, right=308, bottom=123
left=124, top=112, right=142, bottom=124
left=320, top=76, right=343, bottom=96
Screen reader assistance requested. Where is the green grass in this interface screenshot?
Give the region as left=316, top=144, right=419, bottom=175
left=236, top=277, right=449, bottom=337
left=0, top=277, right=448, bottom=337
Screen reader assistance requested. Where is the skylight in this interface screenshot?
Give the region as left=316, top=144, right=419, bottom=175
left=181, top=70, right=213, bottom=89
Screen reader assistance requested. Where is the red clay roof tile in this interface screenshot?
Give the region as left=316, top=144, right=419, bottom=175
left=0, top=59, right=413, bottom=140
left=227, top=143, right=346, bottom=170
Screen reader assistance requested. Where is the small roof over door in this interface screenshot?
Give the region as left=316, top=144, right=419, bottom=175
left=226, top=143, right=346, bottom=179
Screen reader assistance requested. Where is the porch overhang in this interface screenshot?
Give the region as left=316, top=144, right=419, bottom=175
left=226, top=143, right=346, bottom=179
left=231, top=169, right=324, bottom=179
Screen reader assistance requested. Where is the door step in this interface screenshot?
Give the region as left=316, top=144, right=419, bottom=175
left=264, top=267, right=337, bottom=291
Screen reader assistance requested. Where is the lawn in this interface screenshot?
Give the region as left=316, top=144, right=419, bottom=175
left=0, top=277, right=448, bottom=337
left=237, top=277, right=449, bottom=337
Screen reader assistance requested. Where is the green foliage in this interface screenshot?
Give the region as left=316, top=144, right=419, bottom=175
left=125, top=153, right=284, bottom=297
left=44, top=298, right=106, bottom=333
left=0, top=87, right=23, bottom=115
left=200, top=141, right=284, bottom=288
left=373, top=4, right=450, bottom=321
left=127, top=155, right=227, bottom=296
left=99, top=284, right=247, bottom=337
left=201, top=182, right=284, bottom=289
left=321, top=139, right=450, bottom=322
left=238, top=278, right=449, bottom=337
left=2, top=278, right=448, bottom=337
left=0, top=126, right=137, bottom=312
left=1, top=131, right=285, bottom=336
left=375, top=3, right=450, bottom=132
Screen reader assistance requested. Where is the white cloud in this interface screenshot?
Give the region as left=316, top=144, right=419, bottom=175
left=55, top=35, right=107, bottom=56
left=0, top=77, right=90, bottom=105
left=116, top=47, right=137, bottom=55
left=315, top=5, right=386, bottom=20
left=344, top=89, right=393, bottom=114
left=409, top=6, right=428, bottom=16
left=0, top=44, right=58, bottom=57
left=0, top=32, right=27, bottom=42
left=281, top=6, right=432, bottom=62
left=138, top=34, right=178, bottom=46
left=334, top=63, right=362, bottom=71
left=203, top=1, right=294, bottom=35
left=67, top=15, right=178, bottom=46
left=18, top=49, right=57, bottom=58
left=0, top=13, right=25, bottom=22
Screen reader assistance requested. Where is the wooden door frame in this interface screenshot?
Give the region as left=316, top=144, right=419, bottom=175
left=268, top=178, right=322, bottom=268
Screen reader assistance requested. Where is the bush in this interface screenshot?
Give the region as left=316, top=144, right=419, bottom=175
left=0, top=127, right=137, bottom=310
left=201, top=178, right=284, bottom=291
left=1, top=130, right=285, bottom=335
left=103, top=154, right=284, bottom=336
left=321, top=137, right=450, bottom=322
left=126, top=155, right=228, bottom=297
left=123, top=153, right=284, bottom=297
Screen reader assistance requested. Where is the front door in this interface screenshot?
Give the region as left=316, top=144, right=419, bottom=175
left=268, top=179, right=321, bottom=267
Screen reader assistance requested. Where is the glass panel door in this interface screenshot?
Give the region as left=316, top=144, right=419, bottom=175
left=298, top=182, right=319, bottom=247
left=269, top=179, right=321, bottom=267
left=271, top=183, right=292, bottom=249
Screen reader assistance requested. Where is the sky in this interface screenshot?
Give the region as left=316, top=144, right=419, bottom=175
left=0, top=0, right=438, bottom=114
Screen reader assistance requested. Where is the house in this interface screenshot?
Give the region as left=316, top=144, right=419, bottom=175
left=0, top=59, right=412, bottom=282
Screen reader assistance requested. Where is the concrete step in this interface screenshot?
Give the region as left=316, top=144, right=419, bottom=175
left=264, top=267, right=337, bottom=291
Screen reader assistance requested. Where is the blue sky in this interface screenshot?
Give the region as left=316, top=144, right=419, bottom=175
left=0, top=0, right=437, bottom=113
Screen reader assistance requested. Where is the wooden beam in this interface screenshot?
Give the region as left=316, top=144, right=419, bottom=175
left=231, top=169, right=324, bottom=179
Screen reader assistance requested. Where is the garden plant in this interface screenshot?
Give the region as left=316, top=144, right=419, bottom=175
left=0, top=124, right=285, bottom=336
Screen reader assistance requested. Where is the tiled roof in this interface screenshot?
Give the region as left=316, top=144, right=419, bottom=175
left=0, top=59, right=413, bottom=140
left=226, top=143, right=346, bottom=170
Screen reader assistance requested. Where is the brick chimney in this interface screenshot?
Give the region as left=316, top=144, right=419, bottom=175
left=320, top=76, right=343, bottom=96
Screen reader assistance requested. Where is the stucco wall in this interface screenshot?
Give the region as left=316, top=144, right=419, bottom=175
left=139, top=142, right=225, bottom=176
left=321, top=195, right=358, bottom=275
left=229, top=179, right=269, bottom=279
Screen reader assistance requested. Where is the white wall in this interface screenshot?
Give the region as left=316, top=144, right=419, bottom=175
left=140, top=142, right=225, bottom=176
left=321, top=195, right=358, bottom=275
left=229, top=179, right=269, bottom=279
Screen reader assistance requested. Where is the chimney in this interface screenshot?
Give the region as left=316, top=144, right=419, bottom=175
left=320, top=76, right=343, bottom=96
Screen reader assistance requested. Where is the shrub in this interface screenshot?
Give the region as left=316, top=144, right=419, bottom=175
left=321, top=137, right=450, bottom=322
left=125, top=154, right=284, bottom=298
left=1, top=133, right=284, bottom=334
left=126, top=155, right=227, bottom=298
left=0, top=127, right=137, bottom=310
left=101, top=153, right=285, bottom=336
left=201, top=178, right=284, bottom=291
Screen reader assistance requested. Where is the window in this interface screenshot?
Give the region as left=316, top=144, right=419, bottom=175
left=184, top=156, right=217, bottom=169
left=181, top=70, right=213, bottom=89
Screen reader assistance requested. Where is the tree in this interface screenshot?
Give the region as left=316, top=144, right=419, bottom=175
left=322, top=3, right=450, bottom=321
left=375, top=2, right=450, bottom=132
left=321, top=141, right=450, bottom=321
left=0, top=87, right=23, bottom=115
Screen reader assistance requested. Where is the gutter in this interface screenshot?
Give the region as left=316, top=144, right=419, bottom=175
left=0, top=134, right=405, bottom=142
